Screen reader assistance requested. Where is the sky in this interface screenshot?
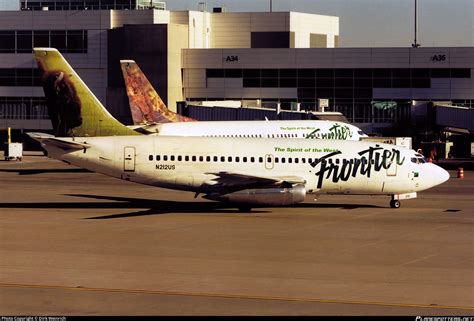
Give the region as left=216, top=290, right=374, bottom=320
left=1, top=0, right=472, bottom=47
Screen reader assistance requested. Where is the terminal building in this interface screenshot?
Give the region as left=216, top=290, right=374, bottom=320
left=0, top=0, right=472, bottom=147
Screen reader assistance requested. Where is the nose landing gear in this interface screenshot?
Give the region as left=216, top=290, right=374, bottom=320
left=390, top=199, right=401, bottom=208
left=389, top=192, right=417, bottom=209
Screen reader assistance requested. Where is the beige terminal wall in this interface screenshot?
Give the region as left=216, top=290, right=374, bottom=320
left=167, top=24, right=189, bottom=111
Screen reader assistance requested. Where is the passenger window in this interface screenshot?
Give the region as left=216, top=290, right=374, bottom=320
left=228, top=156, right=232, bottom=162
left=199, top=156, right=203, bottom=162
left=281, top=158, right=286, bottom=163
left=289, top=158, right=292, bottom=163
left=192, top=156, right=196, bottom=162
left=178, top=156, right=182, bottom=161
left=235, top=157, right=240, bottom=162
left=267, top=157, right=272, bottom=163
left=295, top=158, right=299, bottom=164
left=185, top=156, right=189, bottom=161
left=302, top=158, right=306, bottom=163
left=243, top=157, right=247, bottom=162
left=251, top=157, right=255, bottom=162
left=308, top=158, right=313, bottom=163
left=221, top=156, right=225, bottom=162
left=164, top=155, right=168, bottom=161
left=275, top=157, right=279, bottom=163
left=206, top=156, right=211, bottom=162
left=170, top=155, right=175, bottom=161
left=259, top=157, right=263, bottom=163
left=213, top=156, right=218, bottom=162
left=156, top=155, right=160, bottom=161
left=149, top=155, right=153, bottom=161
left=335, top=159, right=339, bottom=164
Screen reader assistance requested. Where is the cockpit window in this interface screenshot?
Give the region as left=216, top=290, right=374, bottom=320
left=411, top=156, right=427, bottom=164
left=357, top=130, right=366, bottom=136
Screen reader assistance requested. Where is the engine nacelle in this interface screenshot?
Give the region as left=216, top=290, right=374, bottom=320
left=204, top=184, right=306, bottom=206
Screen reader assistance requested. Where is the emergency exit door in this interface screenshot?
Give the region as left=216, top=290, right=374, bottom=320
left=265, top=154, right=274, bottom=169
left=124, top=146, right=136, bottom=172
left=386, top=160, right=397, bottom=176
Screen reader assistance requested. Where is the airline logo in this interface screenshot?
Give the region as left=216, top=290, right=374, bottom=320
left=121, top=61, right=195, bottom=124
left=273, top=144, right=405, bottom=189
left=305, top=124, right=354, bottom=140
left=310, top=145, right=405, bottom=188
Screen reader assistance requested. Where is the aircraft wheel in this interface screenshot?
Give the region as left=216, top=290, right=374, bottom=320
left=238, top=206, right=252, bottom=212
left=390, top=200, right=400, bottom=208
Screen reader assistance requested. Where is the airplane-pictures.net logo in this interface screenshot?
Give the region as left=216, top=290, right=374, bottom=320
left=416, top=317, right=474, bottom=321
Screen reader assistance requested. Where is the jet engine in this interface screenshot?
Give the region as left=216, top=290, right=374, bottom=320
left=204, top=184, right=306, bottom=206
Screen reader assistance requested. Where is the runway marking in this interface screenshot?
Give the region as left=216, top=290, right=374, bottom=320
left=1, top=282, right=473, bottom=311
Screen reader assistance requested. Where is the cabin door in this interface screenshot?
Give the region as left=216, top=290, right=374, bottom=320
left=386, top=160, right=397, bottom=176
left=124, top=146, right=136, bottom=172
left=265, top=154, right=274, bottom=170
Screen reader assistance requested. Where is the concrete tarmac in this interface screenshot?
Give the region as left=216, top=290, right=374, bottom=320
left=0, top=155, right=473, bottom=315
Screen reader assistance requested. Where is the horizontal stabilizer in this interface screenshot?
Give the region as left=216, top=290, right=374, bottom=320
left=46, top=138, right=91, bottom=151
left=27, top=132, right=55, bottom=141
left=27, top=132, right=90, bottom=151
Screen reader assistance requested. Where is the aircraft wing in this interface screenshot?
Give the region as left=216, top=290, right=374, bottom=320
left=204, top=171, right=306, bottom=192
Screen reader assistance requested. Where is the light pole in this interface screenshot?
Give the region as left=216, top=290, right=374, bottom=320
left=412, top=0, right=420, bottom=48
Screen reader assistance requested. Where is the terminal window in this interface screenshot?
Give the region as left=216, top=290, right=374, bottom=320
left=207, top=68, right=470, bottom=91
left=251, top=32, right=291, bottom=48
left=0, top=30, right=88, bottom=53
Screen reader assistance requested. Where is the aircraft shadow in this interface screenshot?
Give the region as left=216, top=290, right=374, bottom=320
left=0, top=168, right=90, bottom=175
left=0, top=193, right=384, bottom=219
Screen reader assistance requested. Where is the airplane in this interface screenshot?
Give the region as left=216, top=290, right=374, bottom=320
left=120, top=59, right=367, bottom=140
left=30, top=48, right=450, bottom=211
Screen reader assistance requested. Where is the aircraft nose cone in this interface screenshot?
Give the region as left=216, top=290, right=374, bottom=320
left=433, top=165, right=450, bottom=186
left=439, top=167, right=450, bottom=184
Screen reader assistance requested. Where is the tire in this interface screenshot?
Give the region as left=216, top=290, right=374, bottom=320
left=390, top=200, right=401, bottom=208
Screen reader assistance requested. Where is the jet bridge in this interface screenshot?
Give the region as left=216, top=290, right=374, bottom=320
left=435, top=104, right=474, bottom=133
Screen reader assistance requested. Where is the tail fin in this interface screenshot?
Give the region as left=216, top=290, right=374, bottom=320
left=120, top=60, right=195, bottom=124
left=34, top=48, right=139, bottom=137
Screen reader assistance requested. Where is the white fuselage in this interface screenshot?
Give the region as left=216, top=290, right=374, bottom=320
left=137, top=120, right=366, bottom=140
left=44, top=136, right=448, bottom=198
